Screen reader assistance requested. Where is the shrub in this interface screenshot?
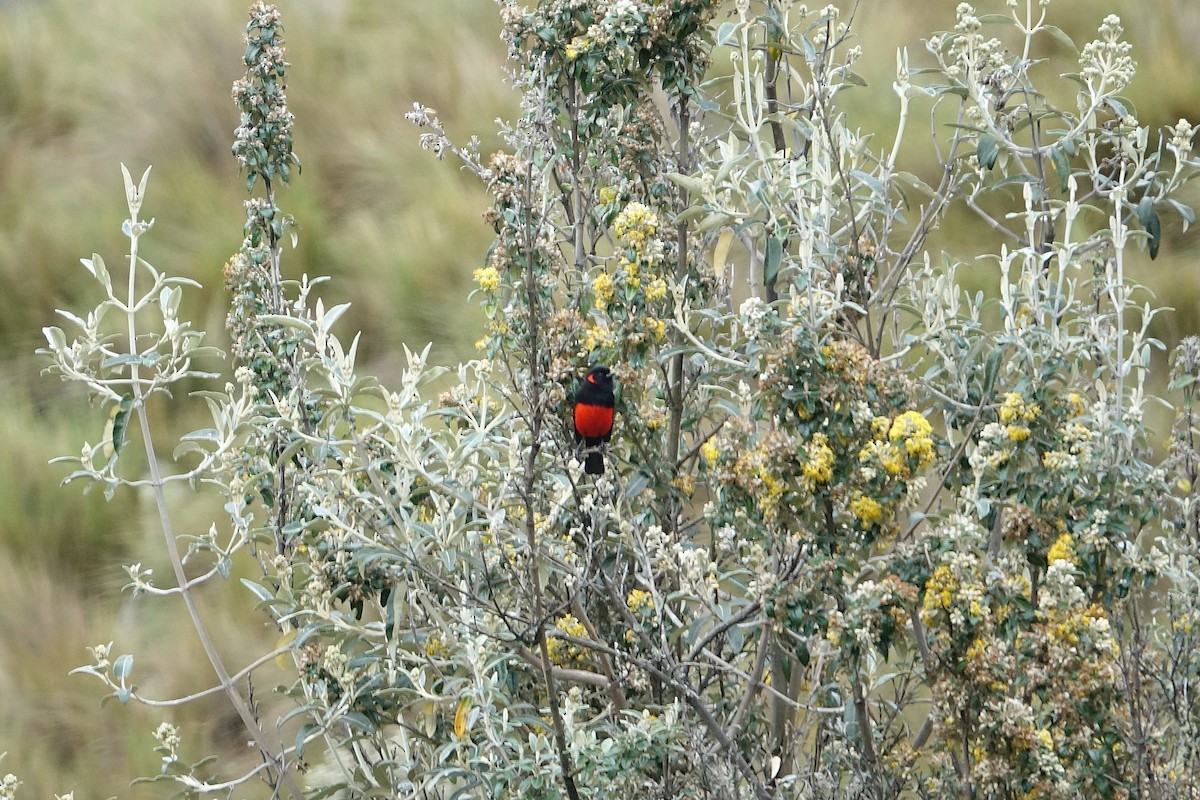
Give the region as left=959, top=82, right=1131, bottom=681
left=29, top=1, right=1200, bottom=798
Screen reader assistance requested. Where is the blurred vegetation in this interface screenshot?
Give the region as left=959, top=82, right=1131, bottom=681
left=1, top=0, right=1198, bottom=796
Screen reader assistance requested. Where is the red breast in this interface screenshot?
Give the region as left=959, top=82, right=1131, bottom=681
left=574, top=403, right=614, bottom=438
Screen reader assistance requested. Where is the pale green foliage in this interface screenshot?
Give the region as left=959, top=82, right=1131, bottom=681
left=30, top=1, right=1200, bottom=799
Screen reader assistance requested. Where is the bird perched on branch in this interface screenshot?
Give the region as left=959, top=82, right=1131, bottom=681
left=573, top=365, right=615, bottom=475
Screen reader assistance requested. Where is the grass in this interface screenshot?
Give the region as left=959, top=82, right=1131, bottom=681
left=1, top=0, right=1198, bottom=795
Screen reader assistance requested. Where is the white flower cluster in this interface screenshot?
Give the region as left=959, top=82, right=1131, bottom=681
left=1079, top=15, right=1135, bottom=92
left=1040, top=559, right=1087, bottom=610
left=739, top=296, right=772, bottom=341
left=969, top=422, right=1015, bottom=473
left=1169, top=119, right=1196, bottom=158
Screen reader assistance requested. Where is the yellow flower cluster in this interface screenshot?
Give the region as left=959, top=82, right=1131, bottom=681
left=592, top=271, right=616, bottom=309
left=700, top=439, right=719, bottom=466
left=612, top=202, right=659, bottom=253
left=889, top=410, right=936, bottom=466
left=564, top=35, right=592, bottom=60
left=1006, top=424, right=1031, bottom=442
left=858, top=410, right=935, bottom=477
left=1047, top=532, right=1077, bottom=566
left=1046, top=603, right=1111, bottom=649
left=626, top=588, right=654, bottom=615
left=582, top=324, right=614, bottom=352
left=644, top=277, right=668, bottom=302
left=999, top=392, right=1040, bottom=441
left=424, top=631, right=450, bottom=659
left=922, top=565, right=958, bottom=617
left=759, top=469, right=786, bottom=518
left=849, top=494, right=884, bottom=527
left=546, top=613, right=589, bottom=666
left=801, top=432, right=834, bottom=484
left=1067, top=392, right=1087, bottom=416
left=473, top=265, right=501, bottom=293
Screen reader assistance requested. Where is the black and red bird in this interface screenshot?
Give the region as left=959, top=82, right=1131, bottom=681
left=573, top=365, right=615, bottom=475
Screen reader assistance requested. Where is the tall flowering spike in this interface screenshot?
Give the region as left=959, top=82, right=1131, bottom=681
left=224, top=2, right=301, bottom=398
left=231, top=2, right=299, bottom=192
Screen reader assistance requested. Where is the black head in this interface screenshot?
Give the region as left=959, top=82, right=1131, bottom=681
left=585, top=365, right=613, bottom=387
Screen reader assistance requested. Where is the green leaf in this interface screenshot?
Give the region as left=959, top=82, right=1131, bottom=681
left=81, top=254, right=112, bottom=292
left=1136, top=197, right=1162, bottom=259
left=696, top=212, right=736, bottom=233
left=42, top=326, right=67, bottom=353
left=105, top=394, right=134, bottom=460
left=839, top=70, right=867, bottom=88
left=764, top=234, right=784, bottom=289
left=1168, top=198, right=1195, bottom=231
left=665, top=172, right=706, bottom=196
left=976, top=134, right=1000, bottom=170
left=1049, top=146, right=1070, bottom=191
left=113, top=653, right=134, bottom=681
left=894, top=171, right=936, bottom=197
left=715, top=21, right=739, bottom=46
left=1040, top=24, right=1077, bottom=52
left=241, top=578, right=275, bottom=604
left=295, top=723, right=319, bottom=760
left=1168, top=374, right=1197, bottom=392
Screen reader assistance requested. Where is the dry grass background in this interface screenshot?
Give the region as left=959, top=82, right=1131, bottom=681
left=0, top=0, right=1197, bottom=796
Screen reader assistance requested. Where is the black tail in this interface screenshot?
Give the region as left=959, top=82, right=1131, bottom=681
left=584, top=448, right=604, bottom=475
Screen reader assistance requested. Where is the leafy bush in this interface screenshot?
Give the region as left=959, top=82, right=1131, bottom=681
left=23, top=1, right=1200, bottom=798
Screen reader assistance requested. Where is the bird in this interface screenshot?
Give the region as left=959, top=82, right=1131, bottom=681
left=573, top=365, right=615, bottom=475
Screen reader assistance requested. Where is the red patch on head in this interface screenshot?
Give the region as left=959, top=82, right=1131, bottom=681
left=587, top=373, right=597, bottom=384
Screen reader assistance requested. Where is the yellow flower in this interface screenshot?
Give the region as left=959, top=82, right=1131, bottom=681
left=881, top=444, right=905, bottom=475
left=700, top=440, right=720, bottom=466
left=612, top=202, right=659, bottom=253
left=626, top=588, right=654, bottom=615
left=801, top=432, right=834, bottom=484
left=547, top=614, right=589, bottom=666
left=564, top=36, right=590, bottom=60
left=849, top=494, right=884, bottom=527
left=922, top=565, right=957, bottom=616
left=999, top=392, right=1022, bottom=423
left=598, top=186, right=618, bottom=205
left=592, top=271, right=616, bottom=309
left=1042, top=450, right=1072, bottom=469
left=758, top=469, right=786, bottom=519
left=644, top=278, right=668, bottom=302
left=889, top=410, right=936, bottom=467
left=999, top=391, right=1040, bottom=424
left=1047, top=532, right=1076, bottom=565
left=1006, top=424, right=1031, bottom=442
left=889, top=410, right=932, bottom=442
left=1036, top=728, right=1054, bottom=751
left=645, top=316, right=666, bottom=341
left=472, top=265, right=501, bottom=293
left=582, top=324, right=613, bottom=352
left=424, top=632, right=450, bottom=658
